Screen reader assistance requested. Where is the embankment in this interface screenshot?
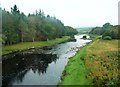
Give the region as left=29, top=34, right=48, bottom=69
left=59, top=39, right=119, bottom=85
left=2, top=36, right=71, bottom=56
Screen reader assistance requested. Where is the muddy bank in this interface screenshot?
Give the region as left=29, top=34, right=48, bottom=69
left=2, top=46, right=53, bottom=60
left=2, top=36, right=74, bottom=60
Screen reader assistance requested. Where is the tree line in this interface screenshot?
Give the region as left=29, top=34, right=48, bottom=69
left=1, top=5, right=78, bottom=45
left=89, top=23, right=120, bottom=40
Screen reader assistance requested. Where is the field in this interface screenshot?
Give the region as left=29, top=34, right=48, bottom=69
left=2, top=36, right=70, bottom=55
left=59, top=39, right=119, bottom=86
left=86, top=39, right=119, bottom=85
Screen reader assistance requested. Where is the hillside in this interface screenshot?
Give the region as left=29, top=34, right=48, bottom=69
left=76, top=27, right=93, bottom=34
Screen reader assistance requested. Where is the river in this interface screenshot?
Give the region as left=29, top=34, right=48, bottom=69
left=2, top=34, right=92, bottom=86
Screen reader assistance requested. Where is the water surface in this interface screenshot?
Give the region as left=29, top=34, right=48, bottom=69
left=2, top=34, right=91, bottom=86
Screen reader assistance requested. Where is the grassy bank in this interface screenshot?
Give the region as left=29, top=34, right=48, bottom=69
left=59, top=45, right=92, bottom=85
left=2, top=36, right=70, bottom=55
left=86, top=39, right=119, bottom=85
left=59, top=39, right=119, bottom=85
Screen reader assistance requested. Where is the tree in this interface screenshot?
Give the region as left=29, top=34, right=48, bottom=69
left=2, top=10, right=18, bottom=45
left=19, top=13, right=28, bottom=42
left=28, top=15, right=37, bottom=42
left=65, top=26, right=78, bottom=36
left=11, top=5, right=21, bottom=43
left=89, top=23, right=119, bottom=40
left=2, top=5, right=79, bottom=45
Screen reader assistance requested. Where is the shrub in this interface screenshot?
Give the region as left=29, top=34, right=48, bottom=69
left=102, top=36, right=112, bottom=40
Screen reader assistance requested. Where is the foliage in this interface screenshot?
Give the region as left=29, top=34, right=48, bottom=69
left=89, top=27, right=102, bottom=35
left=65, top=26, right=78, bottom=37
left=2, top=5, right=78, bottom=45
left=102, top=36, right=112, bottom=40
left=89, top=23, right=119, bottom=40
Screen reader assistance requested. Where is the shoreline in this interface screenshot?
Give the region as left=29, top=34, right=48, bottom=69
left=2, top=36, right=71, bottom=58
left=58, top=40, right=93, bottom=85
left=58, top=39, right=119, bottom=85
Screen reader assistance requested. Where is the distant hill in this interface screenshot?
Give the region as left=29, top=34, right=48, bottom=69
left=75, top=27, right=94, bottom=34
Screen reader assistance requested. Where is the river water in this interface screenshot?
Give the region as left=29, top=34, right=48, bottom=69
left=2, top=34, right=92, bottom=86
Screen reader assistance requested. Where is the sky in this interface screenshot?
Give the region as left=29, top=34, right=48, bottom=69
left=1, top=0, right=119, bottom=28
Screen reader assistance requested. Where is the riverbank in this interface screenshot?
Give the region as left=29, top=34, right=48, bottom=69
left=2, top=36, right=70, bottom=55
left=58, top=42, right=93, bottom=85
left=59, top=39, right=119, bottom=85
left=2, top=35, right=92, bottom=85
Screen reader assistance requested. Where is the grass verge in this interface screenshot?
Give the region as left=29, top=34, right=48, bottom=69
left=59, top=45, right=92, bottom=85
left=59, top=39, right=119, bottom=86
left=2, top=36, right=70, bottom=55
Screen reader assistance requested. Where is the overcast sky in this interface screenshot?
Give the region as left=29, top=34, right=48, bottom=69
left=1, top=0, right=119, bottom=28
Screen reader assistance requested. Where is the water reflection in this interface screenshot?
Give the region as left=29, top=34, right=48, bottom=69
left=2, top=34, right=92, bottom=86
left=2, top=53, right=57, bottom=86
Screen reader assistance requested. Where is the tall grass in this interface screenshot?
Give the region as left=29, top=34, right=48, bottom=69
left=59, top=39, right=119, bottom=85
left=86, top=39, right=119, bottom=85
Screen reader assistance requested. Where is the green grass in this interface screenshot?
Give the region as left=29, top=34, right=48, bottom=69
left=59, top=46, right=92, bottom=85
left=89, top=34, right=102, bottom=40
left=59, top=39, right=119, bottom=85
left=2, top=36, right=70, bottom=55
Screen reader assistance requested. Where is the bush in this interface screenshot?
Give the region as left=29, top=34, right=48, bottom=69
left=102, top=36, right=112, bottom=40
